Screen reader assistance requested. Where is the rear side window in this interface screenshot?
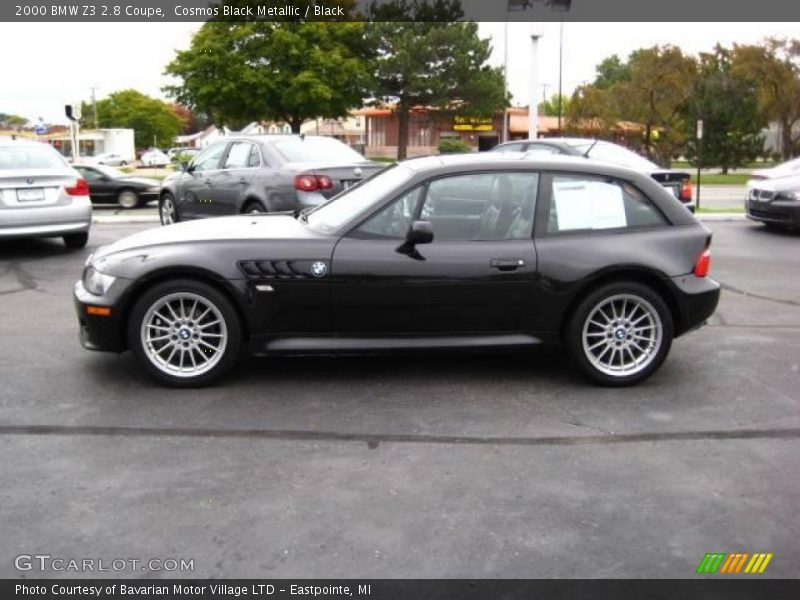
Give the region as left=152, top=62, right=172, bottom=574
left=223, top=142, right=254, bottom=169
left=0, top=144, right=67, bottom=170
left=545, top=175, right=666, bottom=234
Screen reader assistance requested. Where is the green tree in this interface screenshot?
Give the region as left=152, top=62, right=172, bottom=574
left=683, top=46, right=765, bottom=173
left=731, top=39, right=800, bottom=159
left=593, top=55, right=631, bottom=90
left=539, top=93, right=572, bottom=118
left=367, top=1, right=506, bottom=159
left=0, top=113, right=28, bottom=129
left=164, top=19, right=372, bottom=132
left=82, top=90, right=186, bottom=149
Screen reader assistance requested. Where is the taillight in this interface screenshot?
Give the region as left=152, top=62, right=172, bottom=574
left=694, top=248, right=711, bottom=277
left=65, top=178, right=89, bottom=196
left=679, top=179, right=693, bottom=202
left=294, top=174, right=333, bottom=192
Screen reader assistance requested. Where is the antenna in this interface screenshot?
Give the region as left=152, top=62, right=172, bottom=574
left=582, top=139, right=599, bottom=158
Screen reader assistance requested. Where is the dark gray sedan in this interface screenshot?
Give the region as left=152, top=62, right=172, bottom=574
left=158, top=135, right=382, bottom=225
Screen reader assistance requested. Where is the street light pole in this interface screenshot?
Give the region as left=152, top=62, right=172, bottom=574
left=557, top=20, right=564, bottom=134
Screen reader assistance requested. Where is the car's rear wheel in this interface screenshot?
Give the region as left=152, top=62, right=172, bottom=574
left=128, top=280, right=242, bottom=387
left=117, top=189, right=140, bottom=209
left=159, top=193, right=178, bottom=225
left=242, top=200, right=266, bottom=214
left=63, top=232, right=88, bottom=249
left=566, top=282, right=673, bottom=386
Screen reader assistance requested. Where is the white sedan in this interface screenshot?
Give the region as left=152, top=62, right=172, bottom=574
left=140, top=149, right=171, bottom=167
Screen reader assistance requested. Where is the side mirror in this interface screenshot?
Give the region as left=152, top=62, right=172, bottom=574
left=397, top=220, right=433, bottom=259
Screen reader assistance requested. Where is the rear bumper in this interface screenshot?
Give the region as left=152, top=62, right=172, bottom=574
left=0, top=197, right=92, bottom=238
left=669, top=274, right=721, bottom=336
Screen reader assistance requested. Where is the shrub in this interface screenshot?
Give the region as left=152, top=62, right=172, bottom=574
left=438, top=138, right=472, bottom=154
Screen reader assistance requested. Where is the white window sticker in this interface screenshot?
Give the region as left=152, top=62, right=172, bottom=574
left=552, top=180, right=627, bottom=231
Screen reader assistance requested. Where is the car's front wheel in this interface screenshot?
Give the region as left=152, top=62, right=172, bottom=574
left=566, top=282, right=673, bottom=386
left=159, top=193, right=179, bottom=225
left=128, top=280, right=242, bottom=387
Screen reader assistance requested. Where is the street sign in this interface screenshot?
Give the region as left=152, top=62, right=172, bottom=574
left=697, top=119, right=704, bottom=140
left=35, top=125, right=47, bottom=135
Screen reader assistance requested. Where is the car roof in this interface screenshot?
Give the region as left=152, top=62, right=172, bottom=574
left=221, top=134, right=347, bottom=144
left=399, top=151, right=639, bottom=177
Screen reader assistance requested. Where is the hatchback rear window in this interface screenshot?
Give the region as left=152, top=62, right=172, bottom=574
left=270, top=138, right=366, bottom=164
left=0, top=144, right=68, bottom=170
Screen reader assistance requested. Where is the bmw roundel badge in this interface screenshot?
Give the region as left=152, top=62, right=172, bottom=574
left=311, top=261, right=327, bottom=278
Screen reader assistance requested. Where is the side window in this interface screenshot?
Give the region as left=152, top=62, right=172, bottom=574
left=223, top=142, right=253, bottom=169
left=526, top=143, right=562, bottom=155
left=355, top=187, right=424, bottom=239
left=495, top=142, right=525, bottom=152
left=75, top=166, right=101, bottom=180
left=546, top=175, right=667, bottom=234
left=248, top=144, right=262, bottom=167
left=192, top=143, right=226, bottom=172
left=422, top=172, right=538, bottom=241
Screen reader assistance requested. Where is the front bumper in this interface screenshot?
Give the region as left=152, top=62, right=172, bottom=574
left=73, top=279, right=127, bottom=352
left=0, top=197, right=92, bottom=238
left=669, top=274, right=721, bottom=336
left=745, top=198, right=800, bottom=227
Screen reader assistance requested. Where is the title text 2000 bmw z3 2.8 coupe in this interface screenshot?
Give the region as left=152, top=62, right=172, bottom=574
left=74, top=154, right=720, bottom=387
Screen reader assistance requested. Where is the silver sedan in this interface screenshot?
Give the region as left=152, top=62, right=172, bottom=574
left=0, top=138, right=92, bottom=248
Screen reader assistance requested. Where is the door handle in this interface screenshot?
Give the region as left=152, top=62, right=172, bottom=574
left=203, top=178, right=212, bottom=186
left=491, top=258, right=525, bottom=271
left=238, top=177, right=248, bottom=184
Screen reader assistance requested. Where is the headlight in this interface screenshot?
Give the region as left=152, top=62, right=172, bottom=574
left=787, top=191, right=800, bottom=201
left=82, top=265, right=116, bottom=296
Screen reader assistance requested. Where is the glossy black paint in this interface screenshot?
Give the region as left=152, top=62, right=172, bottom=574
left=73, top=164, right=159, bottom=205
left=75, top=154, right=719, bottom=357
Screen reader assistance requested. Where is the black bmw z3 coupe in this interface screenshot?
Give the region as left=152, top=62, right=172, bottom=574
left=74, top=153, right=720, bottom=387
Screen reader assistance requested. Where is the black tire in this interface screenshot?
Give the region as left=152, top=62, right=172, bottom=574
left=128, top=279, right=242, bottom=387
left=63, top=232, right=88, bottom=249
left=159, top=192, right=179, bottom=225
left=565, top=281, right=673, bottom=386
left=117, top=188, right=140, bottom=209
left=242, top=200, right=267, bottom=214
left=120, top=160, right=128, bottom=166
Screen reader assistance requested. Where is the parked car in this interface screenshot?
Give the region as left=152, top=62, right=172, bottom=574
left=749, top=156, right=800, bottom=181
left=745, top=173, right=800, bottom=230
left=0, top=138, right=92, bottom=248
left=158, top=135, right=383, bottom=225
left=73, top=163, right=160, bottom=209
left=89, top=153, right=128, bottom=167
left=75, top=153, right=719, bottom=387
left=140, top=149, right=171, bottom=167
left=490, top=138, right=695, bottom=211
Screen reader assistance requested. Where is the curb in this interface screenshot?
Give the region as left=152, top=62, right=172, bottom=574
left=696, top=213, right=746, bottom=222
left=93, top=215, right=159, bottom=224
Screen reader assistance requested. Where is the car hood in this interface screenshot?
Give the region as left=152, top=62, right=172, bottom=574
left=749, top=173, right=800, bottom=192
left=94, top=214, right=326, bottom=260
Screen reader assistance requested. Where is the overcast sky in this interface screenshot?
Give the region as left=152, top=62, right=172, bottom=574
left=0, top=22, right=797, bottom=125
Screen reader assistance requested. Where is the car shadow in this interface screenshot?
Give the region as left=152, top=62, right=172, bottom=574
left=0, top=236, right=80, bottom=259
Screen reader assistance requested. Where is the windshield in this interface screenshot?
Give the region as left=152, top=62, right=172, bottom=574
left=568, top=140, right=659, bottom=171
left=271, top=137, right=367, bottom=164
left=0, top=144, right=68, bottom=170
left=94, top=164, right=125, bottom=178
left=306, top=165, right=414, bottom=233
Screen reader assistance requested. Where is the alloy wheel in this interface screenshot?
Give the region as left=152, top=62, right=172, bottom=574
left=140, top=292, right=228, bottom=378
left=581, top=293, right=663, bottom=377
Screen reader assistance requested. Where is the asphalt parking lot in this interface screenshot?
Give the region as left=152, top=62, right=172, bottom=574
left=0, top=220, right=798, bottom=578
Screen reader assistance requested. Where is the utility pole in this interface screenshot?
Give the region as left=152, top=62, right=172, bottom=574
left=89, top=87, right=99, bottom=129
left=557, top=20, right=564, bottom=134
left=502, top=21, right=510, bottom=143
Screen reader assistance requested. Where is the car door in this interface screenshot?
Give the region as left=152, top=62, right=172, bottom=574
left=214, top=140, right=260, bottom=215
left=331, top=171, right=540, bottom=336
left=177, top=142, right=228, bottom=218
